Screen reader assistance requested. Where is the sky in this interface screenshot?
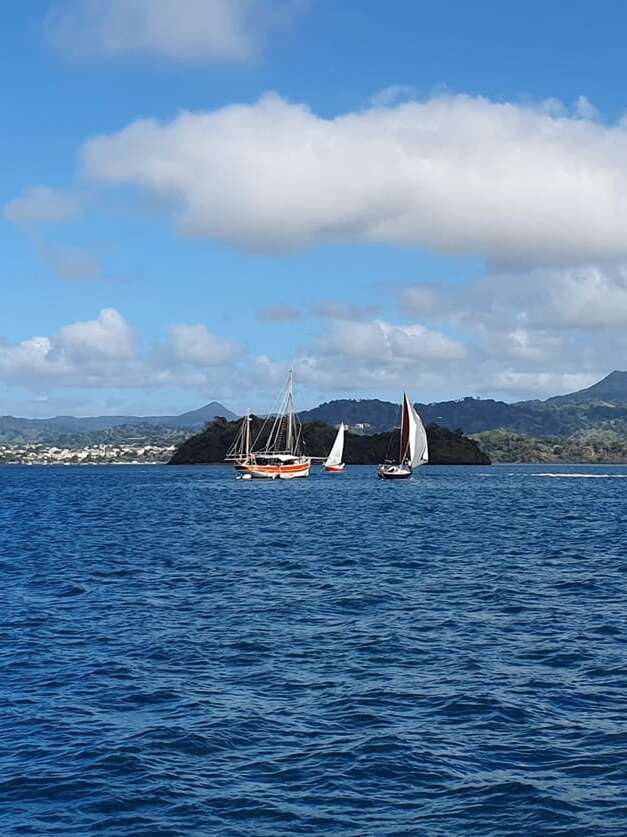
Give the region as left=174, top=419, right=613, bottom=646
left=3, top=0, right=627, bottom=417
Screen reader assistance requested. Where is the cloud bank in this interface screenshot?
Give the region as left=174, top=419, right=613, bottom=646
left=83, top=92, right=627, bottom=263
left=0, top=309, right=242, bottom=390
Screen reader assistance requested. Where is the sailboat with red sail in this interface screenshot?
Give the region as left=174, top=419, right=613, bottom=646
left=377, top=392, right=428, bottom=479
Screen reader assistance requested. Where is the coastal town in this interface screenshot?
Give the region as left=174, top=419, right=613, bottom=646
left=0, top=443, right=178, bottom=465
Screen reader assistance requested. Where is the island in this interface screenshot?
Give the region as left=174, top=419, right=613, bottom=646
left=168, top=417, right=490, bottom=466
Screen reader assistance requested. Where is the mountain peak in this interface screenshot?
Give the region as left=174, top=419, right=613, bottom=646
left=602, top=370, right=627, bottom=383
left=546, top=370, right=627, bottom=405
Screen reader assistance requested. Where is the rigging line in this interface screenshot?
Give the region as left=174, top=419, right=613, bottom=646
left=251, top=381, right=287, bottom=451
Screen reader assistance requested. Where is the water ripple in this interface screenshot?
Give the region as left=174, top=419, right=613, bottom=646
left=1, top=463, right=627, bottom=835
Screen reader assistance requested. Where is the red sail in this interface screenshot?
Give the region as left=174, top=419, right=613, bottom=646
left=399, top=394, right=410, bottom=464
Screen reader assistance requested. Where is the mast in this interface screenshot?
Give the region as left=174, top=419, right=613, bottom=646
left=286, top=368, right=294, bottom=454
left=399, top=393, right=410, bottom=464
left=245, top=409, right=251, bottom=460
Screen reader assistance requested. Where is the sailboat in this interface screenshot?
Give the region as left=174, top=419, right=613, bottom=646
left=323, top=422, right=346, bottom=472
left=226, top=371, right=311, bottom=479
left=377, top=392, right=428, bottom=479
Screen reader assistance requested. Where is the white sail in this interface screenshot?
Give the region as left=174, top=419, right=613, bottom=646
left=407, top=399, right=429, bottom=467
left=325, top=423, right=345, bottom=467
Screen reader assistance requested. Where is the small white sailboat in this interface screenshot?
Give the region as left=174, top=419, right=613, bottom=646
left=378, top=392, right=428, bottom=480
left=323, top=422, right=346, bottom=473
left=226, top=371, right=311, bottom=480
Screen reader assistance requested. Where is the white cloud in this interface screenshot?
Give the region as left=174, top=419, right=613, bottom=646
left=395, top=262, right=627, bottom=399
left=249, top=313, right=469, bottom=399
left=4, top=186, right=80, bottom=224
left=82, top=92, right=627, bottom=263
left=0, top=336, right=62, bottom=382
left=325, top=319, right=466, bottom=362
left=0, top=301, right=620, bottom=407
left=541, top=265, right=627, bottom=328
left=57, top=308, right=136, bottom=361
left=2, top=310, right=137, bottom=388
left=0, top=310, right=242, bottom=391
left=167, top=323, right=240, bottom=365
left=46, top=0, right=299, bottom=63
left=401, top=264, right=627, bottom=331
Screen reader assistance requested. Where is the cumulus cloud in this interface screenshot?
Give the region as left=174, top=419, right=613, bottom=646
left=0, top=309, right=136, bottom=386
left=401, top=264, right=627, bottom=331
left=57, top=308, right=136, bottom=362
left=45, top=0, right=300, bottom=63
left=167, top=323, right=240, bottom=365
left=0, top=300, right=618, bottom=405
left=0, top=336, right=62, bottom=383
left=4, top=185, right=80, bottom=224
left=82, top=92, right=627, bottom=263
left=256, top=304, right=302, bottom=322
left=0, top=309, right=242, bottom=391
left=395, top=261, right=627, bottom=398
left=324, top=319, right=466, bottom=362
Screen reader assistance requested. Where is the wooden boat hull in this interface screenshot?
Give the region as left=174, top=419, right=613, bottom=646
left=235, top=460, right=311, bottom=479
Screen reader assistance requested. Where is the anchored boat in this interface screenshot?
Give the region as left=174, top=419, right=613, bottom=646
left=323, top=422, right=346, bottom=473
left=227, top=371, right=311, bottom=480
left=378, top=392, right=428, bottom=480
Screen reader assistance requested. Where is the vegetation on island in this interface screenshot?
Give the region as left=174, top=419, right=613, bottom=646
left=473, top=426, right=627, bottom=464
left=168, top=417, right=490, bottom=465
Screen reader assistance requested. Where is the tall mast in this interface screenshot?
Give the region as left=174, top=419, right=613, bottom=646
left=245, top=409, right=251, bottom=460
left=286, top=369, right=294, bottom=453
left=399, top=393, right=410, bottom=464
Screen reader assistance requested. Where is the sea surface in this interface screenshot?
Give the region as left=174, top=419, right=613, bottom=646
left=1, top=463, right=627, bottom=836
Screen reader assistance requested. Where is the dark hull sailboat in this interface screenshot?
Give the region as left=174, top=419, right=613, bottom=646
left=378, top=392, right=429, bottom=480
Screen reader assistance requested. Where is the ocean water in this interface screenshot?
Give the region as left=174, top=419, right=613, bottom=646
left=1, top=463, right=627, bottom=836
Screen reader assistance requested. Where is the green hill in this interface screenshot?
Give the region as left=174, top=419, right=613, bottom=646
left=473, top=425, right=627, bottom=464
left=298, top=371, right=627, bottom=437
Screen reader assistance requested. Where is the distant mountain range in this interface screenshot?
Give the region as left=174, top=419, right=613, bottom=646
left=4, top=371, right=627, bottom=447
left=0, top=402, right=235, bottom=443
left=299, top=371, right=627, bottom=437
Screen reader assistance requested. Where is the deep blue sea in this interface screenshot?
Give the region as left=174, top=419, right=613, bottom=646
left=2, top=463, right=627, bottom=836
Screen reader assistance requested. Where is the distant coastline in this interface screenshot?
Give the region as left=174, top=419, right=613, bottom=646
left=5, top=370, right=627, bottom=465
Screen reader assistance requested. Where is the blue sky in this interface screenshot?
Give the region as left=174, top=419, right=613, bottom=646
left=3, top=0, right=627, bottom=416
